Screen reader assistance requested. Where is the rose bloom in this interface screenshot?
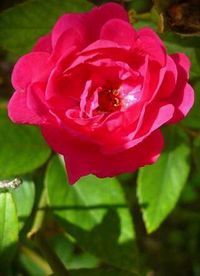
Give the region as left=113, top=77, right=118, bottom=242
left=8, top=3, right=194, bottom=184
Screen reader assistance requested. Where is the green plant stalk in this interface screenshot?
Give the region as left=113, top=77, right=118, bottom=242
left=27, top=187, right=69, bottom=275
left=20, top=245, right=52, bottom=275
left=35, top=232, right=69, bottom=276
left=27, top=188, right=47, bottom=239
left=135, top=12, right=151, bottom=20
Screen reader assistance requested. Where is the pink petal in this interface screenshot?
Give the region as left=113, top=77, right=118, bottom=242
left=171, top=52, right=190, bottom=78
left=84, top=2, right=129, bottom=42
left=135, top=103, right=175, bottom=138
left=26, top=83, right=50, bottom=120
left=91, top=2, right=129, bottom=23
left=137, top=27, right=164, bottom=47
left=100, top=19, right=136, bottom=46
left=169, top=53, right=194, bottom=123
left=134, top=35, right=166, bottom=66
left=12, top=52, right=51, bottom=90
left=41, top=123, right=70, bottom=155
left=170, top=83, right=194, bottom=123
left=176, top=83, right=194, bottom=116
left=51, top=13, right=86, bottom=48
left=41, top=123, right=163, bottom=184
left=156, top=55, right=177, bottom=100
left=83, top=3, right=128, bottom=43
left=45, top=58, right=86, bottom=104
left=141, top=57, right=166, bottom=102
left=101, top=103, right=174, bottom=154
left=32, top=34, right=52, bottom=53
left=51, top=28, right=82, bottom=62
left=65, top=130, right=164, bottom=184
left=80, top=80, right=92, bottom=116
left=66, top=40, right=123, bottom=72
left=8, top=90, right=44, bottom=125
left=52, top=2, right=128, bottom=47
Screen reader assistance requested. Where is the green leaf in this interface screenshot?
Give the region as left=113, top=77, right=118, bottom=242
left=0, top=109, right=51, bottom=178
left=11, top=177, right=35, bottom=230
left=0, top=0, right=93, bottom=59
left=137, top=127, right=191, bottom=233
left=46, top=156, right=138, bottom=273
left=49, top=232, right=99, bottom=270
left=0, top=191, right=18, bottom=268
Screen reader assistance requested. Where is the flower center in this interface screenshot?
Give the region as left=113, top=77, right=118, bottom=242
left=98, top=88, right=121, bottom=112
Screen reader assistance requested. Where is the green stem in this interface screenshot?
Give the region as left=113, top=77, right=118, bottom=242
left=27, top=187, right=70, bottom=275
left=20, top=245, right=52, bottom=275
left=36, top=232, right=69, bottom=276
left=135, top=12, right=151, bottom=20
left=179, top=124, right=200, bottom=138
left=120, top=179, right=145, bottom=274
left=129, top=10, right=151, bottom=24
left=27, top=188, right=47, bottom=239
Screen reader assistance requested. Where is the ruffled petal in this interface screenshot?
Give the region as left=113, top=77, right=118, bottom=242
left=101, top=103, right=174, bottom=154
left=26, top=83, right=50, bottom=121
left=41, top=123, right=163, bottom=184
left=52, top=2, right=128, bottom=47
left=169, top=53, right=194, bottom=123
left=51, top=28, right=83, bottom=62
left=134, top=34, right=166, bottom=66
left=137, top=27, right=164, bottom=47
left=51, top=13, right=87, bottom=48
left=100, top=19, right=136, bottom=46
left=156, top=55, right=178, bottom=100
left=135, top=103, right=175, bottom=138
left=170, top=83, right=194, bottom=123
left=171, top=52, right=190, bottom=78
left=12, top=52, right=51, bottom=90
left=8, top=90, right=44, bottom=125
left=32, top=34, right=52, bottom=53
left=65, top=130, right=164, bottom=184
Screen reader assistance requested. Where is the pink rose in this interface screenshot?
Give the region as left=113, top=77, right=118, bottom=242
left=8, top=3, right=194, bottom=184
